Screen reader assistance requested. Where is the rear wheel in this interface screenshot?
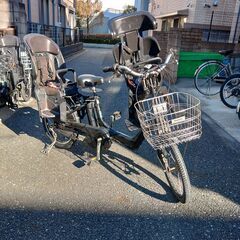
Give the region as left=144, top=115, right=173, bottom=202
left=157, top=145, right=190, bottom=203
left=194, top=61, right=228, bottom=96
left=42, top=102, right=79, bottom=149
left=220, top=74, right=240, bottom=109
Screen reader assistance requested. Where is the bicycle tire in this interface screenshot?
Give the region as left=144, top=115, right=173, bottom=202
left=157, top=145, right=190, bottom=203
left=194, top=61, right=229, bottom=96
left=220, top=74, right=240, bottom=109
left=42, top=102, right=79, bottom=149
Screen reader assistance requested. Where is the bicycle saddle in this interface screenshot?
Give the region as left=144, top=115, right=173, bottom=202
left=77, top=74, right=104, bottom=88
left=218, top=49, right=233, bottom=56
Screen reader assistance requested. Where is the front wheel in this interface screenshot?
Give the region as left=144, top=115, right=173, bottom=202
left=157, top=145, right=190, bottom=203
left=194, top=61, right=228, bottom=96
left=220, top=74, right=240, bottom=109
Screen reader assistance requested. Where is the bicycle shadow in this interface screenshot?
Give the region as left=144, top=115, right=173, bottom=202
left=67, top=141, right=176, bottom=203
left=0, top=105, right=48, bottom=142
left=101, top=150, right=176, bottom=203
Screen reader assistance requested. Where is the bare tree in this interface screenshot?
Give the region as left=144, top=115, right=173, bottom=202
left=76, top=0, right=102, bottom=34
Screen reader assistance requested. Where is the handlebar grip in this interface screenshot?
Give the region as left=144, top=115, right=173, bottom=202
left=102, top=66, right=115, bottom=73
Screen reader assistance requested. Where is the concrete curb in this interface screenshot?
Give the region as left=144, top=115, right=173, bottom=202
left=83, top=43, right=114, bottom=49
left=171, top=79, right=240, bottom=145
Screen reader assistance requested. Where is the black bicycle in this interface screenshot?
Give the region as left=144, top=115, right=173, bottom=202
left=24, top=12, right=202, bottom=204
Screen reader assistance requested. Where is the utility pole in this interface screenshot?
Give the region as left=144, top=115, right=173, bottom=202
left=207, top=11, right=214, bottom=42
left=233, top=2, right=240, bottom=43
left=204, top=1, right=218, bottom=42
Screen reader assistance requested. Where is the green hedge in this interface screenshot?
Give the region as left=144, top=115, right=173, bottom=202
left=83, top=38, right=120, bottom=45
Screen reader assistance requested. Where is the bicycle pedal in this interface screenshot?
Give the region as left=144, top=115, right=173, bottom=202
left=125, top=119, right=140, bottom=132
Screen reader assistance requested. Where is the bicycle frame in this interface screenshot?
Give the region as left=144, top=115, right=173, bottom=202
left=60, top=93, right=145, bottom=151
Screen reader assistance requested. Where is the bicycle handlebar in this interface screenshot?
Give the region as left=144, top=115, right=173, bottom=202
left=102, top=64, right=142, bottom=77
left=102, top=48, right=177, bottom=78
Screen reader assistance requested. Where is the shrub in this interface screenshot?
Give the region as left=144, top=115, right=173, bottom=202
left=83, top=34, right=120, bottom=44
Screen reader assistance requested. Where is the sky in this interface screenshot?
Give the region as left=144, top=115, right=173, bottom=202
left=102, top=0, right=135, bottom=10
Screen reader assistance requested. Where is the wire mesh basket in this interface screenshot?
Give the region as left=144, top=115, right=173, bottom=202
left=134, top=92, right=202, bottom=150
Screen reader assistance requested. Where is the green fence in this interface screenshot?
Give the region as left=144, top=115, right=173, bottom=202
left=177, top=51, right=224, bottom=78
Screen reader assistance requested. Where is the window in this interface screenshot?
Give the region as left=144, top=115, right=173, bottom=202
left=57, top=5, right=61, bottom=23
left=162, top=20, right=167, bottom=31
left=173, top=18, right=179, bottom=28
left=39, top=0, right=49, bottom=25
left=57, top=5, right=66, bottom=27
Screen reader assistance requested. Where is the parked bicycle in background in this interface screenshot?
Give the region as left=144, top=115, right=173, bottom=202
left=220, top=72, right=240, bottom=109
left=194, top=50, right=233, bottom=96
left=0, top=35, right=32, bottom=108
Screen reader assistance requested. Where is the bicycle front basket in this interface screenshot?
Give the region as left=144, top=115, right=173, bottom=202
left=134, top=92, right=202, bottom=149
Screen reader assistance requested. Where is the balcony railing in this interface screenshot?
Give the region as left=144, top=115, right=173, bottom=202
left=27, top=22, right=83, bottom=47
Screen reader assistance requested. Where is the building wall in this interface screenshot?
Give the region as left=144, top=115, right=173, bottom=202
left=194, top=0, right=236, bottom=27
left=149, top=0, right=196, bottom=30
left=88, top=9, right=123, bottom=34
left=229, top=0, right=240, bottom=43
left=0, top=1, right=11, bottom=29
left=30, top=1, right=39, bottom=23
left=64, top=0, right=76, bottom=28
left=23, top=0, right=76, bottom=28
left=151, top=0, right=193, bottom=15
left=150, top=0, right=237, bottom=30
left=0, top=0, right=27, bottom=38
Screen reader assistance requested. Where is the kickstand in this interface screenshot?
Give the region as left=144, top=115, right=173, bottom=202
left=41, top=127, right=57, bottom=155
left=86, top=137, right=102, bottom=166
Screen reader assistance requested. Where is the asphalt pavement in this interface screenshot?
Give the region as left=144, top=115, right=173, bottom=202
left=0, top=48, right=239, bottom=240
